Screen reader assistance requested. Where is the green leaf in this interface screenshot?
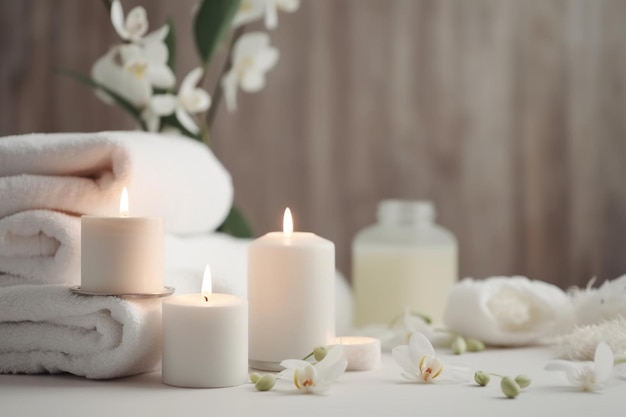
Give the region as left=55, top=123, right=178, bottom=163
left=56, top=67, right=147, bottom=130
left=102, top=0, right=113, bottom=12
left=194, top=0, right=242, bottom=64
left=217, top=205, right=255, bottom=238
left=165, top=18, right=176, bottom=72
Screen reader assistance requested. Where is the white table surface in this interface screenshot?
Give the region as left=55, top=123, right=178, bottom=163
left=0, top=347, right=622, bottom=417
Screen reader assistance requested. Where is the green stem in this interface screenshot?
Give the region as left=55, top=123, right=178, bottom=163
left=204, top=25, right=246, bottom=132
left=615, top=356, right=626, bottom=365
left=301, top=351, right=314, bottom=361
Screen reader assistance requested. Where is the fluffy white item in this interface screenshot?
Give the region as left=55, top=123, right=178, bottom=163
left=0, top=285, right=162, bottom=379
left=569, top=275, right=626, bottom=325
left=0, top=210, right=80, bottom=285
left=553, top=318, right=626, bottom=361
left=0, top=131, right=233, bottom=235
left=443, top=276, right=575, bottom=346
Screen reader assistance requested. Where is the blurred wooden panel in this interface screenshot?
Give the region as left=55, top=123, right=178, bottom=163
left=1, top=0, right=625, bottom=288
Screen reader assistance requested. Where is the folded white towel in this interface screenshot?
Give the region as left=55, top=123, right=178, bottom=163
left=0, top=131, right=232, bottom=234
left=0, top=210, right=80, bottom=286
left=0, top=285, right=162, bottom=379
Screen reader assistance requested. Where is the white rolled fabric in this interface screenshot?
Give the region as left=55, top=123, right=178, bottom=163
left=444, top=276, right=575, bottom=346
left=0, top=131, right=233, bottom=234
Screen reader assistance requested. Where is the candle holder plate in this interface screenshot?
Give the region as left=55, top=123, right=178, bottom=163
left=70, top=286, right=175, bottom=298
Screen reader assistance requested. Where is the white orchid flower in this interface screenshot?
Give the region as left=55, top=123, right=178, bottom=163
left=143, top=67, right=211, bottom=134
left=393, top=332, right=467, bottom=383
left=232, top=0, right=300, bottom=29
left=356, top=310, right=438, bottom=352
left=545, top=342, right=614, bottom=391
left=221, top=32, right=279, bottom=112
left=279, top=345, right=348, bottom=394
left=110, top=0, right=169, bottom=43
left=91, top=48, right=151, bottom=108
left=119, top=42, right=175, bottom=89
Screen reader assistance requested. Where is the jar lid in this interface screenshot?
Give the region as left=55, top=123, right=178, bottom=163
left=377, top=199, right=435, bottom=224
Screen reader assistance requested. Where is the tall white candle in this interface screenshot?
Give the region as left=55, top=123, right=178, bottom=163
left=162, top=266, right=248, bottom=388
left=81, top=187, right=164, bottom=294
left=248, top=208, right=335, bottom=371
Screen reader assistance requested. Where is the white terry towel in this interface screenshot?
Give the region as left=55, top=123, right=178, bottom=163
left=0, top=285, right=162, bottom=379
left=0, top=210, right=80, bottom=286
left=0, top=131, right=233, bottom=234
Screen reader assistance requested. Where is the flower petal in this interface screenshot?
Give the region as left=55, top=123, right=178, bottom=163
left=181, top=89, right=211, bottom=113
left=119, top=44, right=142, bottom=65
left=240, top=71, right=265, bottom=92
left=594, top=342, right=614, bottom=382
left=277, top=0, right=300, bottom=12
left=221, top=70, right=239, bottom=112
left=392, top=345, right=415, bottom=371
left=254, top=47, right=279, bottom=72
left=147, top=65, right=176, bottom=89
left=149, top=94, right=177, bottom=115
left=232, top=0, right=265, bottom=27
left=141, top=108, right=159, bottom=132
left=233, top=32, right=270, bottom=63
left=143, top=41, right=169, bottom=65
left=264, top=1, right=278, bottom=29
left=280, top=359, right=311, bottom=370
left=125, top=6, right=148, bottom=41
left=316, top=345, right=347, bottom=383
left=180, top=67, right=204, bottom=95
left=110, top=0, right=129, bottom=40
left=409, top=332, right=435, bottom=360
left=141, top=25, right=170, bottom=44
left=175, top=107, right=199, bottom=134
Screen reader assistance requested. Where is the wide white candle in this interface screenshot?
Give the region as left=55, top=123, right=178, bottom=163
left=81, top=188, right=164, bottom=294
left=334, top=336, right=381, bottom=371
left=248, top=208, right=335, bottom=371
left=162, top=266, right=248, bottom=388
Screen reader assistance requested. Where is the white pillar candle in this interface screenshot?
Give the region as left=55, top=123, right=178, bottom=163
left=334, top=336, right=381, bottom=371
left=81, top=188, right=164, bottom=294
left=162, top=266, right=248, bottom=388
left=248, top=208, right=335, bottom=371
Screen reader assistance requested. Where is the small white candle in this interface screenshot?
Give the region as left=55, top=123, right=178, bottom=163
left=81, top=187, right=164, bottom=293
left=162, top=266, right=248, bottom=388
left=248, top=208, right=335, bottom=371
left=334, top=336, right=381, bottom=371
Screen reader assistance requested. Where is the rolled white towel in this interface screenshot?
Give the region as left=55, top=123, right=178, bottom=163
left=0, top=285, right=162, bottom=379
left=0, top=131, right=232, bottom=234
left=443, top=276, right=575, bottom=346
left=0, top=210, right=80, bottom=286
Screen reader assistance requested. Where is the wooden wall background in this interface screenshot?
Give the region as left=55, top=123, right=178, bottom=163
left=1, top=0, right=625, bottom=289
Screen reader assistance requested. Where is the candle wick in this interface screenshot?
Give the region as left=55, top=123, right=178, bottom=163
left=204, top=296, right=209, bottom=302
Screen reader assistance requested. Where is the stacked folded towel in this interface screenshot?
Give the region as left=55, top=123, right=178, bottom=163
left=0, top=131, right=235, bottom=378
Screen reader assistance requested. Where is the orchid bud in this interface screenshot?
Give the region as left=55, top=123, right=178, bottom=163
left=249, top=372, right=261, bottom=383
left=501, top=376, right=521, bottom=398
left=313, top=346, right=328, bottom=362
left=474, top=371, right=491, bottom=386
left=466, top=338, right=485, bottom=352
left=514, top=374, right=532, bottom=389
left=255, top=374, right=276, bottom=391
left=451, top=336, right=467, bottom=355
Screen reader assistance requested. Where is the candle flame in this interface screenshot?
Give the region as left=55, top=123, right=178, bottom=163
left=119, top=187, right=129, bottom=217
left=201, top=264, right=212, bottom=295
left=283, top=207, right=293, bottom=237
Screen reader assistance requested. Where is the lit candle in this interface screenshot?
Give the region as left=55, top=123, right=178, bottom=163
left=162, top=265, right=248, bottom=388
left=81, top=187, right=164, bottom=294
left=248, top=208, right=335, bottom=371
left=334, top=337, right=381, bottom=371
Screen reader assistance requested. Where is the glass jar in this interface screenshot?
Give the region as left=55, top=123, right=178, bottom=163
left=352, top=200, right=458, bottom=325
